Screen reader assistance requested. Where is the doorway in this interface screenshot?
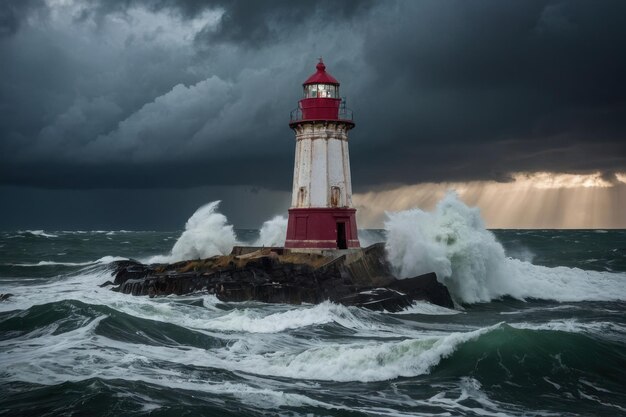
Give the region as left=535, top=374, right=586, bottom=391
left=336, top=222, right=347, bottom=249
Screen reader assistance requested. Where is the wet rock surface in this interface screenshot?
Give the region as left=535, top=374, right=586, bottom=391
left=109, top=243, right=454, bottom=312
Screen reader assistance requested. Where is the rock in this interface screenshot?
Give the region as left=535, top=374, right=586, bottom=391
left=111, top=260, right=150, bottom=285
left=0, top=293, right=13, bottom=301
left=108, top=243, right=454, bottom=312
left=387, top=273, right=455, bottom=309
left=336, top=288, right=415, bottom=312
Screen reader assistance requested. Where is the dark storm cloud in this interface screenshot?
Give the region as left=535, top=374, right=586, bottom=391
left=0, top=0, right=45, bottom=37
left=76, top=0, right=372, bottom=46
left=352, top=0, right=626, bottom=184
left=1, top=0, right=625, bottom=193
left=195, top=0, right=373, bottom=46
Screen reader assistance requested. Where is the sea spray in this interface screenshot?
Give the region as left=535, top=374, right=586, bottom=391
left=358, top=229, right=386, bottom=247
left=384, top=192, right=626, bottom=304
left=147, top=201, right=238, bottom=263
left=385, top=192, right=515, bottom=303
left=254, top=216, right=287, bottom=247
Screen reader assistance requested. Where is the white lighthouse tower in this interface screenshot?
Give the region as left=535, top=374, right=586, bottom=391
left=285, top=59, right=360, bottom=250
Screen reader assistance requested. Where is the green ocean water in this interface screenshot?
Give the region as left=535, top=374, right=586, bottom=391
left=0, top=228, right=625, bottom=416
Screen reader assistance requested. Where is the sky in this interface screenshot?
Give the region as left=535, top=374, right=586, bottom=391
left=1, top=0, right=625, bottom=229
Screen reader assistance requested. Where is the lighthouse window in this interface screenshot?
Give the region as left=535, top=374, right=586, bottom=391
left=330, top=186, right=341, bottom=207
left=298, top=186, right=307, bottom=206
left=305, top=85, right=318, bottom=98
left=305, top=84, right=338, bottom=98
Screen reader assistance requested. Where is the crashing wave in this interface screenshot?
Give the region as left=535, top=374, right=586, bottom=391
left=146, top=201, right=238, bottom=263
left=384, top=192, right=626, bottom=304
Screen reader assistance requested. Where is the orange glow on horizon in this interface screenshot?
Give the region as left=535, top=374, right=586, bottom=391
left=353, top=172, right=626, bottom=229
left=512, top=172, right=614, bottom=189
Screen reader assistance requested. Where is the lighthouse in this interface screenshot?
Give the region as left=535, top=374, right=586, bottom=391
left=285, top=59, right=360, bottom=250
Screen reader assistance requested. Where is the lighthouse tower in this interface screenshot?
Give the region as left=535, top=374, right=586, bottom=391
left=285, top=59, right=360, bottom=250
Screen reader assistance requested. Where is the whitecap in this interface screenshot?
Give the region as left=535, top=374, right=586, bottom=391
left=5, top=256, right=127, bottom=267
left=389, top=301, right=461, bottom=315
left=384, top=192, right=626, bottom=304
left=145, top=201, right=238, bottom=263
left=510, top=319, right=626, bottom=335
left=21, top=230, right=58, bottom=238
left=194, top=301, right=377, bottom=333
left=253, top=215, right=287, bottom=247
left=210, top=323, right=501, bottom=382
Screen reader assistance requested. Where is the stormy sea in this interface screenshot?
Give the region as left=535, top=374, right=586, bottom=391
left=1, top=196, right=625, bottom=416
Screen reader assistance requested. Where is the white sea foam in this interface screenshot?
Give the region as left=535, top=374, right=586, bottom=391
left=212, top=323, right=500, bottom=382
left=146, top=201, right=238, bottom=263
left=202, top=302, right=342, bottom=333
left=417, top=377, right=545, bottom=417
left=511, top=319, right=626, bottom=336
left=499, top=304, right=579, bottom=315
left=253, top=215, right=287, bottom=247
left=384, top=192, right=626, bottom=304
left=5, top=256, right=127, bottom=267
left=196, top=301, right=389, bottom=334
left=390, top=301, right=461, bottom=315
left=0, top=317, right=332, bottom=410
left=21, top=230, right=58, bottom=238
left=2, top=304, right=498, bottom=384
left=358, top=229, right=386, bottom=247
left=505, top=246, right=536, bottom=263
left=105, top=230, right=132, bottom=235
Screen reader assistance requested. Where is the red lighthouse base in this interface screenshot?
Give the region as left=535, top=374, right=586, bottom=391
left=285, top=208, right=360, bottom=250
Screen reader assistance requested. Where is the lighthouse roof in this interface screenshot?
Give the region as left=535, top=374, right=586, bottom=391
left=303, top=59, right=339, bottom=86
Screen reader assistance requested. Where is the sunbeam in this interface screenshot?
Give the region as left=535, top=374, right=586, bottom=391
left=354, top=172, right=626, bottom=229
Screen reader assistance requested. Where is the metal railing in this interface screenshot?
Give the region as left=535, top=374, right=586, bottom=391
left=339, top=106, right=354, bottom=121
left=289, top=98, right=354, bottom=122
left=289, top=107, right=303, bottom=122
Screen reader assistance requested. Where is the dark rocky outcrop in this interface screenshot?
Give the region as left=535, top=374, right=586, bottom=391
left=109, top=243, right=454, bottom=312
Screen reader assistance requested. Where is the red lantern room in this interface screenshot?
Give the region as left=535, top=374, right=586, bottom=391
left=289, top=59, right=355, bottom=128
left=285, top=59, right=359, bottom=251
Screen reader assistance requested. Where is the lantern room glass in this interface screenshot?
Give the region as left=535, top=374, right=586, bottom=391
left=304, top=84, right=338, bottom=99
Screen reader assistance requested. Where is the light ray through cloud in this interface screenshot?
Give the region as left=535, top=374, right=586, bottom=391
left=354, top=172, right=626, bottom=229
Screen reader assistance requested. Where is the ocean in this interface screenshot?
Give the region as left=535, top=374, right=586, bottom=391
left=1, top=200, right=625, bottom=416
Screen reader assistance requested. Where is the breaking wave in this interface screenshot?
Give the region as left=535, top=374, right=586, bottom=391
left=146, top=201, right=238, bottom=263
left=510, top=319, right=626, bottom=336
left=5, top=256, right=127, bottom=267
left=358, top=229, right=386, bottom=247
left=385, top=192, right=626, bottom=304
left=198, top=301, right=365, bottom=333
left=215, top=324, right=500, bottom=382
left=390, top=301, right=461, bottom=315
left=254, top=216, right=287, bottom=247
left=20, top=230, right=58, bottom=238
left=145, top=203, right=290, bottom=263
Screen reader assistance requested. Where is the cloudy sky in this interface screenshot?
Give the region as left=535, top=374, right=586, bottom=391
left=1, top=0, right=625, bottom=229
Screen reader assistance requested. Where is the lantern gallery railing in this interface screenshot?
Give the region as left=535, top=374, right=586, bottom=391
left=289, top=105, right=354, bottom=122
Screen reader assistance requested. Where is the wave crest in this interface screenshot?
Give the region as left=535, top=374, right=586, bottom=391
left=384, top=192, right=626, bottom=304
left=253, top=216, right=287, bottom=247
left=147, top=201, right=238, bottom=263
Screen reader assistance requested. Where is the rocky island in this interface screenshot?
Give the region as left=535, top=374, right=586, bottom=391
left=107, top=243, right=453, bottom=312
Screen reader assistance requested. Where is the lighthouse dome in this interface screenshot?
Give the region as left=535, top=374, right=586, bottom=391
left=303, top=59, right=340, bottom=85
left=303, top=59, right=340, bottom=99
